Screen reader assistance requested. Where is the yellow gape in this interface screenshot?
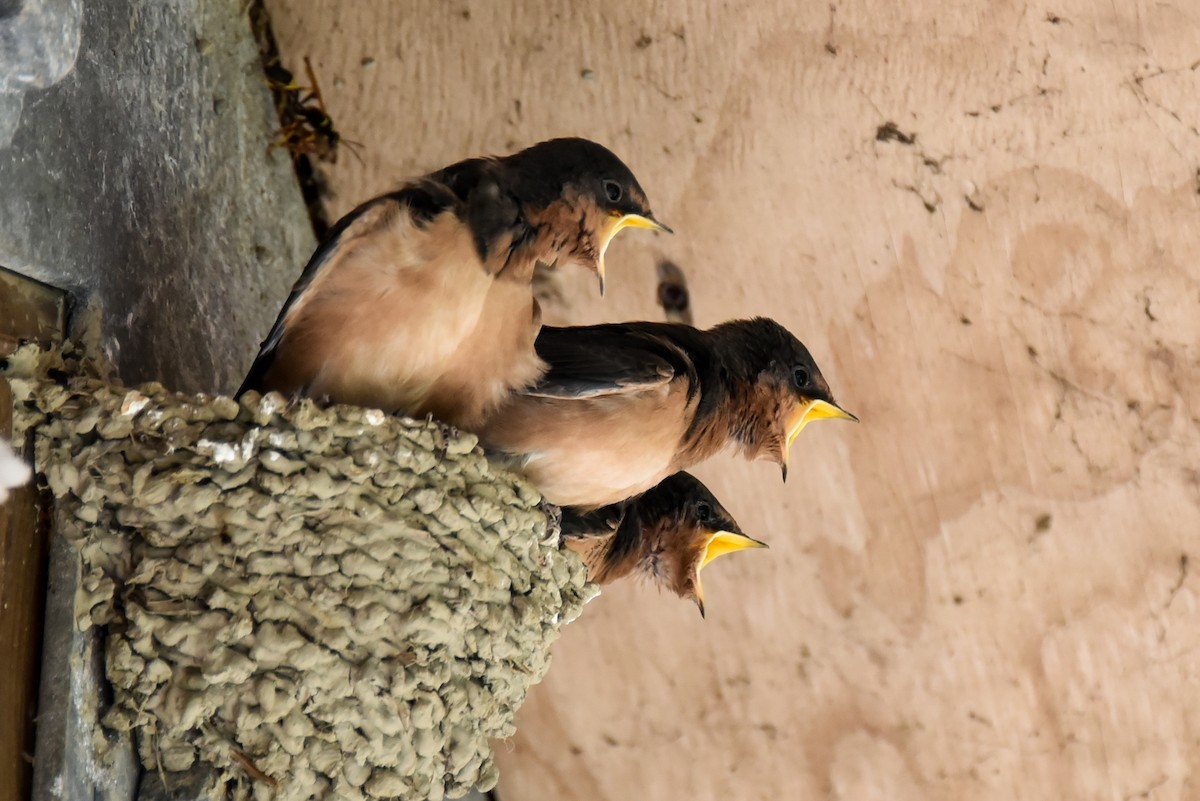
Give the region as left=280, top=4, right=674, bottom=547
left=596, top=211, right=672, bottom=294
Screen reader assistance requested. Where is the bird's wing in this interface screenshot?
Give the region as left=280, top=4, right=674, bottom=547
left=523, top=324, right=681, bottom=399
left=560, top=504, right=625, bottom=540
left=433, top=157, right=529, bottom=274
left=235, top=181, right=461, bottom=398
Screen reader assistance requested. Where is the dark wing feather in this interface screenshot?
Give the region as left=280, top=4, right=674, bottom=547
left=430, top=157, right=530, bottom=271
left=524, top=323, right=686, bottom=399
left=235, top=181, right=460, bottom=397
left=560, top=503, right=625, bottom=540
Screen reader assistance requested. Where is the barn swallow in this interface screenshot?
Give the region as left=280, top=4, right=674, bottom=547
left=561, top=472, right=767, bottom=617
left=480, top=317, right=856, bottom=508
left=236, top=138, right=668, bottom=428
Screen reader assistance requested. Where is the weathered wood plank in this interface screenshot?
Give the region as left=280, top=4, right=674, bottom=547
left=0, top=267, right=64, bottom=354
left=0, top=267, right=64, bottom=801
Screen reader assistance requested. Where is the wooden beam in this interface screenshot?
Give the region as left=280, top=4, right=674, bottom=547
left=0, top=268, right=64, bottom=353
left=0, top=266, right=65, bottom=801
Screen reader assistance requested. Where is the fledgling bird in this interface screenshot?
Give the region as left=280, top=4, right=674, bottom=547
left=480, top=317, right=857, bottom=508
left=561, top=472, right=767, bottom=617
left=236, top=137, right=668, bottom=428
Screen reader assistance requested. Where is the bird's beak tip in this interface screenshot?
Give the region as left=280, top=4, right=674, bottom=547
left=786, top=398, right=858, bottom=450
left=820, top=399, right=858, bottom=424
left=617, top=212, right=672, bottom=235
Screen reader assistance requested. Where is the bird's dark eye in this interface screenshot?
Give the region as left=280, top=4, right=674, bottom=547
left=792, top=367, right=810, bottom=388
left=695, top=501, right=712, bottom=523
left=602, top=179, right=623, bottom=203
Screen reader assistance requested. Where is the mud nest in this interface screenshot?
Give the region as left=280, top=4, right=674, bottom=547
left=6, top=344, right=596, bottom=801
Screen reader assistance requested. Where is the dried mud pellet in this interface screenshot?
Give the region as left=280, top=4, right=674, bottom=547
left=160, top=744, right=197, bottom=773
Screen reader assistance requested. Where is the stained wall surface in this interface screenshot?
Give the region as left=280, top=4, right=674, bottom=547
left=264, top=2, right=1200, bottom=798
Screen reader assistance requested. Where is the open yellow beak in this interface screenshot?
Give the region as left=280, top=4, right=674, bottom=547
left=691, top=530, right=768, bottom=618
left=597, top=212, right=672, bottom=295
left=699, top=530, right=768, bottom=570
left=781, top=399, right=858, bottom=480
